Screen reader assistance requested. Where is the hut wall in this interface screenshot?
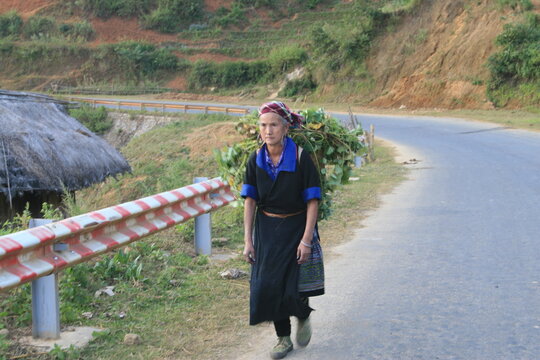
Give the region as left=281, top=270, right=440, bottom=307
left=0, top=192, right=63, bottom=223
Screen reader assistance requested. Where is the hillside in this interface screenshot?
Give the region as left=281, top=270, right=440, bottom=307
left=0, top=0, right=538, bottom=109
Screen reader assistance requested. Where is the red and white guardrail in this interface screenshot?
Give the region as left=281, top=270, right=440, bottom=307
left=0, top=177, right=235, bottom=292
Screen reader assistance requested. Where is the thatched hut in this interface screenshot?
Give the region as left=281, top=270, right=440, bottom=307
left=0, top=90, right=130, bottom=221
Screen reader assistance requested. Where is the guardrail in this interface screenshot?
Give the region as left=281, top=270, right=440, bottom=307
left=69, top=97, right=250, bottom=115
left=0, top=177, right=234, bottom=293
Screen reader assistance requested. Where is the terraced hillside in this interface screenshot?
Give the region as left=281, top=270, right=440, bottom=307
left=0, top=0, right=538, bottom=108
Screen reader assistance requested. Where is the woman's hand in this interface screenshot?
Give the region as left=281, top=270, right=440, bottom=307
left=297, top=241, right=312, bottom=264
left=243, top=242, right=256, bottom=264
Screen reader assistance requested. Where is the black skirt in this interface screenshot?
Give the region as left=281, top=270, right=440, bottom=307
left=249, top=210, right=313, bottom=325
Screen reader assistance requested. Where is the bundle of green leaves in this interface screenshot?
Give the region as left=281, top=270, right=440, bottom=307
left=215, top=108, right=364, bottom=219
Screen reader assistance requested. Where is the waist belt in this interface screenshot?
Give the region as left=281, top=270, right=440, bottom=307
left=262, top=209, right=305, bottom=218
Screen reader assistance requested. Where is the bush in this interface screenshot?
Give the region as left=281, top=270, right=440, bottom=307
left=59, top=21, right=95, bottom=41
left=487, top=14, right=540, bottom=106
left=143, top=0, right=204, bottom=33
left=188, top=60, right=270, bottom=89
left=267, top=46, right=308, bottom=73
left=23, top=15, right=57, bottom=39
left=76, top=0, right=154, bottom=18
left=91, top=41, right=179, bottom=81
left=0, top=11, right=23, bottom=38
left=488, top=15, right=540, bottom=85
left=211, top=3, right=246, bottom=28
left=69, top=105, right=113, bottom=134
left=278, top=76, right=317, bottom=97
left=496, top=0, right=533, bottom=11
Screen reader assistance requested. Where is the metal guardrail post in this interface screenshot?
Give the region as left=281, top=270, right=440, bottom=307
left=194, top=177, right=212, bottom=256
left=29, top=219, right=60, bottom=340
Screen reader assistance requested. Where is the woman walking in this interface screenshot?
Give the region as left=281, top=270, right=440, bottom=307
left=241, top=101, right=324, bottom=359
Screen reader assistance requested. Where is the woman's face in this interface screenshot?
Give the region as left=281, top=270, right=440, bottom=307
left=259, top=112, right=288, bottom=146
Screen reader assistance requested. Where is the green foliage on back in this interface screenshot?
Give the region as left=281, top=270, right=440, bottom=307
left=69, top=105, right=113, bottom=135
left=488, top=14, right=540, bottom=106
left=215, top=108, right=364, bottom=219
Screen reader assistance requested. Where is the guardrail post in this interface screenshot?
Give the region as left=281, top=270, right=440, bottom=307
left=30, top=218, right=60, bottom=340
left=194, top=177, right=212, bottom=256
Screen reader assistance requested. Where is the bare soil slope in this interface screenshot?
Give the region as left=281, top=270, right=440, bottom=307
left=368, top=0, right=539, bottom=109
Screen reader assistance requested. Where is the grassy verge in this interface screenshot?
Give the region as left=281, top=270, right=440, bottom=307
left=1, top=113, right=406, bottom=359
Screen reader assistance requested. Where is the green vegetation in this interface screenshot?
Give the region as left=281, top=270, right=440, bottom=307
left=0, top=11, right=23, bottom=38
left=496, top=0, right=533, bottom=11
left=188, top=60, right=270, bottom=89
left=143, top=0, right=205, bottom=32
left=68, top=105, right=113, bottom=134
left=216, top=109, right=364, bottom=219
left=487, top=14, right=540, bottom=107
left=1, top=108, right=405, bottom=359
left=0, top=12, right=95, bottom=42
left=75, top=0, right=154, bottom=18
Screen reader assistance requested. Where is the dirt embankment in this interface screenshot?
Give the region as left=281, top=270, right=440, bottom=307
left=368, top=0, right=524, bottom=109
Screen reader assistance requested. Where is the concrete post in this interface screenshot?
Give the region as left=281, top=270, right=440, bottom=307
left=354, top=156, right=363, bottom=168
left=193, top=177, right=212, bottom=256
left=29, top=218, right=60, bottom=340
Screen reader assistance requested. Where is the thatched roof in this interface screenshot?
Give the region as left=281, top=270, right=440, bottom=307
left=0, top=90, right=130, bottom=198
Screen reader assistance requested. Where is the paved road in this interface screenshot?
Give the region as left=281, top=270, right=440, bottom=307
left=233, top=113, right=540, bottom=360
left=89, top=98, right=540, bottom=359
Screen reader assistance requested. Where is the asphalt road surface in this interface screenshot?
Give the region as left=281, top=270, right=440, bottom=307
left=236, top=113, right=540, bottom=360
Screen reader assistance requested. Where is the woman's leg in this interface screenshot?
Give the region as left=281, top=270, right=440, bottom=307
left=298, top=297, right=309, bottom=320
left=273, top=317, right=291, bottom=337
left=296, top=298, right=312, bottom=347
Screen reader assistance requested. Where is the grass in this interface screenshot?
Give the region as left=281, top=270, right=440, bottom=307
left=0, top=110, right=406, bottom=359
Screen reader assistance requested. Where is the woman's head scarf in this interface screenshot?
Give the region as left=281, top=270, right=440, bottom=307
left=258, top=101, right=304, bottom=128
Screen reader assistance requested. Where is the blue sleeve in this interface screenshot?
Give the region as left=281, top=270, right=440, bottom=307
left=241, top=152, right=259, bottom=200
left=300, top=151, right=322, bottom=203
left=302, top=187, right=321, bottom=202
left=241, top=184, right=258, bottom=200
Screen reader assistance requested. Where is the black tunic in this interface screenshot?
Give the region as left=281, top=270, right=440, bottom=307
left=241, top=137, right=322, bottom=325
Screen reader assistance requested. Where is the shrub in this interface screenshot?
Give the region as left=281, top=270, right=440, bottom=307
left=211, top=3, right=246, bottom=28
left=23, top=15, right=57, bottom=39
left=188, top=60, right=270, bottom=89
left=0, top=10, right=23, bottom=38
left=91, top=41, right=179, bottom=81
left=69, top=105, right=113, bottom=134
left=76, top=0, right=154, bottom=18
left=113, top=41, right=178, bottom=74
left=278, top=76, right=317, bottom=97
left=59, top=21, right=95, bottom=41
left=487, top=14, right=540, bottom=106
left=143, top=0, right=204, bottom=33
left=496, top=0, right=533, bottom=11
left=488, top=14, right=540, bottom=85
left=267, top=46, right=308, bottom=73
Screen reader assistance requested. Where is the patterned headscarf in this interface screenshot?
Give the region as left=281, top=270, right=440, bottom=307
left=258, top=101, right=304, bottom=128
